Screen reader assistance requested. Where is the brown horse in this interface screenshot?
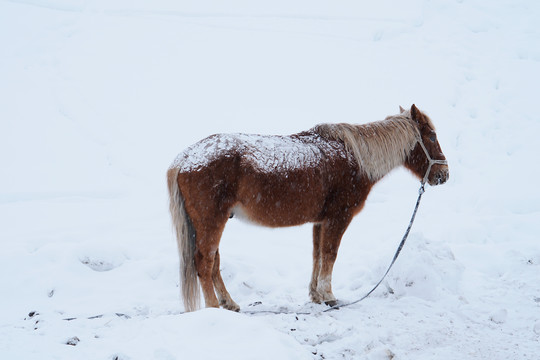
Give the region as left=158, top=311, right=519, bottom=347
left=167, top=104, right=449, bottom=312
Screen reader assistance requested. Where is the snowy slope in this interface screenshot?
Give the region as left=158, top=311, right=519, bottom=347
left=1, top=0, right=539, bottom=359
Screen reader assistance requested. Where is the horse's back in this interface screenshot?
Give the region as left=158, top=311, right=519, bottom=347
left=172, top=133, right=331, bottom=172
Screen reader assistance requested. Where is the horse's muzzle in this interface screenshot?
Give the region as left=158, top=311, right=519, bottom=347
left=430, top=167, right=449, bottom=186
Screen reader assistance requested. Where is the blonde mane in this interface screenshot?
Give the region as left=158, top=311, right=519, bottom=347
left=313, top=111, right=420, bottom=181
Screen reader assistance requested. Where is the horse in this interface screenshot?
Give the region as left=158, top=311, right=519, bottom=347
left=167, top=104, right=449, bottom=312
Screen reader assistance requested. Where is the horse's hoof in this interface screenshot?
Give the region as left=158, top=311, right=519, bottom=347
left=324, top=300, right=338, bottom=307
left=223, top=302, right=241, bottom=312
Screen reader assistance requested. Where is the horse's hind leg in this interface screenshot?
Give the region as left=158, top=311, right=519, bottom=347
left=193, top=223, right=227, bottom=309
left=212, top=250, right=240, bottom=311
left=309, top=223, right=323, bottom=303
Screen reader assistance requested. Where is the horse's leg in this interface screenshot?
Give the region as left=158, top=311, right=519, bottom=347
left=212, top=250, right=240, bottom=312
left=318, top=217, right=352, bottom=306
left=309, top=223, right=323, bottom=303
left=193, top=223, right=226, bottom=309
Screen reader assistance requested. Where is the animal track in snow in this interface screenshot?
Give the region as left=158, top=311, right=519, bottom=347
left=80, top=256, right=121, bottom=272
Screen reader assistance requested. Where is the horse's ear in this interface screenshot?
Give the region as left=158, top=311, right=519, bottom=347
left=399, top=105, right=406, bottom=114
left=410, top=104, right=421, bottom=124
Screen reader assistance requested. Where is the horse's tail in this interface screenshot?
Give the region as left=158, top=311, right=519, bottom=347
left=167, top=166, right=200, bottom=312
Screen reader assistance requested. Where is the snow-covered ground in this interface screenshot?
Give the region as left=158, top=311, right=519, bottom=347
left=1, top=0, right=539, bottom=358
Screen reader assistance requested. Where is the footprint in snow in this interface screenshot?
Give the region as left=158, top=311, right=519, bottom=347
left=80, top=256, right=121, bottom=272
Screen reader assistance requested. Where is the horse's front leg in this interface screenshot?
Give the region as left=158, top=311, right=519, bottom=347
left=309, top=223, right=323, bottom=303
left=317, top=216, right=352, bottom=306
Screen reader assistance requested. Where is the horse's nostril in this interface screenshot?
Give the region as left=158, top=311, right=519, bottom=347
left=434, top=171, right=449, bottom=185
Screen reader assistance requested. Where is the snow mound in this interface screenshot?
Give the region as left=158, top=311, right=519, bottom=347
left=387, top=235, right=463, bottom=301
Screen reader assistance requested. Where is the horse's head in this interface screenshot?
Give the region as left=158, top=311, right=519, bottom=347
left=403, top=104, right=449, bottom=186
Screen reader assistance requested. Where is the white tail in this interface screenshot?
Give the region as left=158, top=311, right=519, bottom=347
left=167, top=166, right=200, bottom=312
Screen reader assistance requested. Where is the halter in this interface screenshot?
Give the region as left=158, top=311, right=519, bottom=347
left=416, top=135, right=448, bottom=187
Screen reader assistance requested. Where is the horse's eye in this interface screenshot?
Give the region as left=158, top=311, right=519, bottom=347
left=429, top=134, right=436, bottom=142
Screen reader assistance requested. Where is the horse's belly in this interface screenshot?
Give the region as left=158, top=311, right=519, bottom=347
left=230, top=203, right=318, bottom=227
left=232, top=184, right=325, bottom=227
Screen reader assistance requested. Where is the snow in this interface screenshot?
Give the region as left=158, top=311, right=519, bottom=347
left=1, top=0, right=539, bottom=359
left=172, top=132, right=344, bottom=173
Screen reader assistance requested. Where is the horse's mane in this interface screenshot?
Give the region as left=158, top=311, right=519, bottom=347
left=312, top=111, right=421, bottom=181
